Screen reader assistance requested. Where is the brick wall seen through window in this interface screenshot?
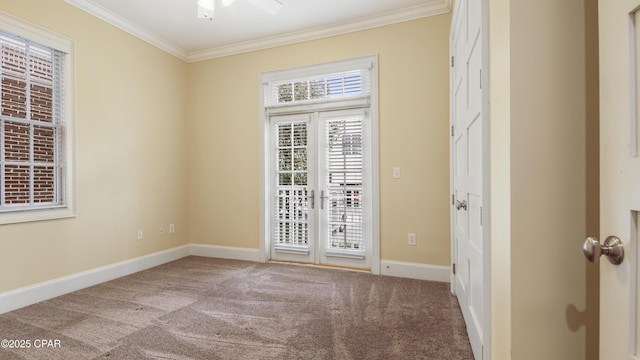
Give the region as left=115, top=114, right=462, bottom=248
left=0, top=32, right=64, bottom=210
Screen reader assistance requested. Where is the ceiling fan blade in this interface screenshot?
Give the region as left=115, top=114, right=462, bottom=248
left=248, top=0, right=283, bottom=15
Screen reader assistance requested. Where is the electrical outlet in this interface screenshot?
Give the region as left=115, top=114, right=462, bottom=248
left=169, top=224, right=175, bottom=234
left=159, top=226, right=165, bottom=236
left=137, top=229, right=143, bottom=241
left=408, top=233, right=416, bottom=246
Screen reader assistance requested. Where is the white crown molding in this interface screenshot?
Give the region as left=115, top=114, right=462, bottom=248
left=64, top=0, right=189, bottom=61
left=188, top=0, right=452, bottom=62
left=65, top=0, right=450, bottom=63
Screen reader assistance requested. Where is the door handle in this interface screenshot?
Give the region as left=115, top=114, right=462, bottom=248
left=320, top=190, right=329, bottom=210
left=583, top=236, right=624, bottom=265
left=307, top=190, right=314, bottom=209
left=455, top=200, right=467, bottom=211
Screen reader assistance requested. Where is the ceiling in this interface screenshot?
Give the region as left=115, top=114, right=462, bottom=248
left=64, top=0, right=451, bottom=62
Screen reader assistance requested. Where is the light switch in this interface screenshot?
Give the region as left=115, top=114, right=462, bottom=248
left=393, top=167, right=401, bottom=179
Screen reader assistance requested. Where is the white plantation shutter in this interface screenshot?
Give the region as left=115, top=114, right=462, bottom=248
left=0, top=30, right=67, bottom=211
left=268, top=69, right=370, bottom=105
left=264, top=57, right=373, bottom=107
left=324, top=115, right=365, bottom=252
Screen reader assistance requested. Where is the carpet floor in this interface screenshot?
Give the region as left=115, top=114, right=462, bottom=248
left=0, top=256, right=473, bottom=359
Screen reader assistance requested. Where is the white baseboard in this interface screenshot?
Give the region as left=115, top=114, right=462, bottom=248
left=189, top=244, right=262, bottom=262
left=0, top=245, right=190, bottom=315
left=0, top=245, right=447, bottom=315
left=380, top=260, right=450, bottom=283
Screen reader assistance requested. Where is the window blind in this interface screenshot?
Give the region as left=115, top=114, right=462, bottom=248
left=325, top=115, right=364, bottom=251
left=0, top=31, right=66, bottom=210
left=265, top=68, right=371, bottom=107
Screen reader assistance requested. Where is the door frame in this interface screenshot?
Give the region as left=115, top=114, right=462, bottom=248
left=258, top=55, right=381, bottom=274
left=449, top=0, right=491, bottom=358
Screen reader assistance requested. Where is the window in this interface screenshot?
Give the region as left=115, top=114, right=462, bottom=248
left=271, top=70, right=367, bottom=104
left=263, top=57, right=372, bottom=107
left=0, top=14, right=74, bottom=224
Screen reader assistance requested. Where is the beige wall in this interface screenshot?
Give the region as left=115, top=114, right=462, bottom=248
left=186, top=15, right=453, bottom=266
left=489, top=0, right=599, bottom=358
left=0, top=1, right=452, bottom=295
left=0, top=0, right=190, bottom=293
left=0, top=1, right=604, bottom=358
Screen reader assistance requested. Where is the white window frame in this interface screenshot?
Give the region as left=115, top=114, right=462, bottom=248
left=258, top=55, right=380, bottom=274
left=0, top=12, right=75, bottom=224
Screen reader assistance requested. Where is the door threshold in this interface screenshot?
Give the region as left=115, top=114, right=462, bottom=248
left=267, top=260, right=371, bottom=273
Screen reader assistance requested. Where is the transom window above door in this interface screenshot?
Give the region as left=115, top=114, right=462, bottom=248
left=262, top=56, right=374, bottom=110
left=267, top=69, right=369, bottom=105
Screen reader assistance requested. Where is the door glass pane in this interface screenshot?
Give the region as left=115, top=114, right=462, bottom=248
left=325, top=116, right=364, bottom=251
left=275, top=121, right=309, bottom=247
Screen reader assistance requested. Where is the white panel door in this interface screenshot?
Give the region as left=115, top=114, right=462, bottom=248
left=270, top=110, right=371, bottom=270
left=595, top=0, right=640, bottom=358
left=451, top=0, right=484, bottom=358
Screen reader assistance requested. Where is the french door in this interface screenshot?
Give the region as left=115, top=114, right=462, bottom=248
left=269, top=109, right=372, bottom=270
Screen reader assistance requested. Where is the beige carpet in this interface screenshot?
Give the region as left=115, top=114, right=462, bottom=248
left=0, top=256, right=473, bottom=359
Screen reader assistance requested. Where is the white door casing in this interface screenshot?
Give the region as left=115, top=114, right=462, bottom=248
left=260, top=56, right=380, bottom=274
left=597, top=0, right=640, bottom=358
left=450, top=0, right=487, bottom=359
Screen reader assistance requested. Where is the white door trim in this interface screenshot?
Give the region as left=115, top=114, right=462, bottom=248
left=480, top=0, right=491, bottom=358
left=258, top=56, right=380, bottom=274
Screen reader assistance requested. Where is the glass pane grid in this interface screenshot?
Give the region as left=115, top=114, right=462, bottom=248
left=0, top=32, right=63, bottom=209
left=272, top=70, right=365, bottom=105
left=275, top=122, right=309, bottom=247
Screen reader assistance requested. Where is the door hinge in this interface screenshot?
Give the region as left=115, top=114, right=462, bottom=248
left=452, top=194, right=455, bottom=205
left=480, top=206, right=483, bottom=226
left=453, top=263, right=456, bottom=275
left=451, top=125, right=454, bottom=137
left=480, top=69, right=482, bottom=89
left=451, top=56, right=454, bottom=68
